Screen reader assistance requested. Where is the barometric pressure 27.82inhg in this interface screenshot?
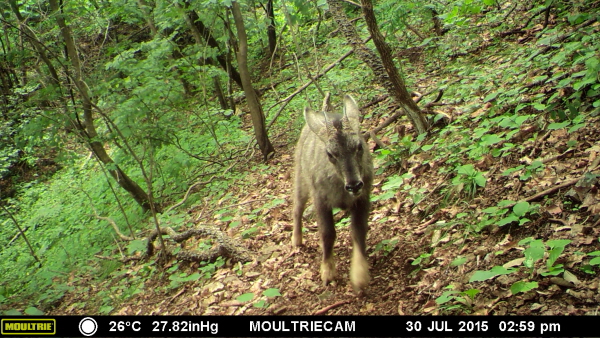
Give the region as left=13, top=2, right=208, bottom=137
left=109, top=320, right=219, bottom=335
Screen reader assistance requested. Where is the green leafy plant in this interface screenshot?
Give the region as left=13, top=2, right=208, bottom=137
left=436, top=285, right=481, bottom=313
left=581, top=249, right=600, bottom=274
left=496, top=201, right=538, bottom=227
left=451, top=164, right=486, bottom=197
left=469, top=266, right=516, bottom=282
left=372, top=173, right=414, bottom=202
left=374, top=238, right=399, bottom=256
left=198, top=256, right=226, bottom=280
left=411, top=252, right=433, bottom=270
left=502, top=161, right=545, bottom=181
left=235, top=288, right=282, bottom=309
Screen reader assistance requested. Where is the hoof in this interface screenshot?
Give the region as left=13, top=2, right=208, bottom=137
left=292, top=232, right=302, bottom=247
left=320, top=257, right=336, bottom=285
left=350, top=251, right=370, bottom=293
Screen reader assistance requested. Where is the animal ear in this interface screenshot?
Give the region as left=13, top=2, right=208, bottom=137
left=342, top=94, right=360, bottom=131
left=304, top=107, right=329, bottom=141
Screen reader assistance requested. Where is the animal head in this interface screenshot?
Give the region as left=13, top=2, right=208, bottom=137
left=304, top=95, right=369, bottom=195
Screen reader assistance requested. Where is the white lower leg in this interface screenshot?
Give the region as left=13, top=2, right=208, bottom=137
left=320, top=256, right=336, bottom=285
left=350, top=248, right=370, bottom=292
left=292, top=227, right=302, bottom=247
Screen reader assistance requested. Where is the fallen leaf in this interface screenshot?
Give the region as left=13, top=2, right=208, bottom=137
left=563, top=270, right=580, bottom=285
left=503, top=258, right=525, bottom=268
left=546, top=204, right=562, bottom=215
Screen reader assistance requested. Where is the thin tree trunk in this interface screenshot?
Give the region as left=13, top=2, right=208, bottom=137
left=360, top=0, right=428, bottom=134
left=137, top=1, right=193, bottom=96
left=213, top=76, right=228, bottom=110
left=1, top=205, right=40, bottom=263
left=327, top=0, right=428, bottom=134
left=429, top=7, right=446, bottom=36
left=9, top=0, right=61, bottom=88
left=179, top=1, right=244, bottom=89
left=231, top=1, right=274, bottom=160
left=48, top=0, right=156, bottom=212
left=136, top=0, right=158, bottom=35
left=266, top=0, right=277, bottom=57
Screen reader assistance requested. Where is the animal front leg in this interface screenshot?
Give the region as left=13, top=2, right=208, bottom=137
left=316, top=202, right=336, bottom=285
left=350, top=198, right=370, bottom=292
left=291, top=178, right=308, bottom=247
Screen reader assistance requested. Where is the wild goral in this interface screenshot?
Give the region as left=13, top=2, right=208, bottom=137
left=292, top=94, right=373, bottom=293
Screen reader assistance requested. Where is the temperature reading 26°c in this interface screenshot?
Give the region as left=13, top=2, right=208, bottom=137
left=109, top=321, right=141, bottom=332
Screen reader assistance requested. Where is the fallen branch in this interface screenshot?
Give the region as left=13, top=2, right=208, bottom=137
left=528, top=17, right=597, bottom=61
left=209, top=198, right=269, bottom=215
left=165, top=177, right=216, bottom=214
left=360, top=94, right=388, bottom=110
left=547, top=218, right=568, bottom=226
left=423, top=102, right=452, bottom=109
left=540, top=148, right=574, bottom=164
left=313, top=300, right=351, bottom=315
left=7, top=226, right=29, bottom=246
left=363, top=110, right=403, bottom=140
left=510, top=178, right=577, bottom=208
left=146, top=225, right=253, bottom=263
left=166, top=159, right=237, bottom=214
left=369, top=130, right=386, bottom=149
left=504, top=154, right=600, bottom=209
left=94, top=211, right=134, bottom=241
left=414, top=216, right=439, bottom=235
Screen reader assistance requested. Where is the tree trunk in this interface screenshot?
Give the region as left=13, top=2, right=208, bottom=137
left=136, top=0, right=158, bottom=35
left=265, top=0, right=277, bottom=57
left=213, top=76, right=228, bottom=110
left=327, top=0, right=429, bottom=134
left=179, top=2, right=244, bottom=89
left=429, top=7, right=446, bottom=36
left=9, top=0, right=61, bottom=89
left=360, top=0, right=428, bottom=134
left=231, top=1, right=274, bottom=161
left=48, top=0, right=156, bottom=212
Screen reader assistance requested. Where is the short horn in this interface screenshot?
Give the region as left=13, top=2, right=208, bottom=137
left=322, top=111, right=336, bottom=136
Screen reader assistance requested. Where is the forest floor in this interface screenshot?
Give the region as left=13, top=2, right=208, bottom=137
left=50, top=99, right=600, bottom=316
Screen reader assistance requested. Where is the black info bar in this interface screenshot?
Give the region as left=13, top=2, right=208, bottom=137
left=0, top=315, right=592, bottom=337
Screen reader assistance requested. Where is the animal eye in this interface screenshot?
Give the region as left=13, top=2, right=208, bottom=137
left=356, top=143, right=363, bottom=152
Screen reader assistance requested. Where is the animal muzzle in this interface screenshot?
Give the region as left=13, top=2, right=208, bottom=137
left=345, top=180, right=364, bottom=195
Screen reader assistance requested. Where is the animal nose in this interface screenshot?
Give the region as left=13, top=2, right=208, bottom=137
left=345, top=181, right=364, bottom=194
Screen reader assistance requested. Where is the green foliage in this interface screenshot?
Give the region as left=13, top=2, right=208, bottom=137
left=503, top=161, right=544, bottom=181
left=465, top=237, right=573, bottom=300
left=435, top=285, right=481, bottom=313
left=450, top=256, right=467, bottom=267
left=411, top=252, right=432, bottom=268
left=496, top=201, right=536, bottom=227
left=235, top=288, right=281, bottom=309
left=451, top=164, right=486, bottom=197
left=236, top=292, right=254, bottom=302
left=510, top=281, right=538, bottom=295
left=374, top=238, right=399, bottom=256
left=469, top=266, right=516, bottom=282
left=198, top=256, right=226, bottom=280
left=474, top=200, right=539, bottom=232
left=372, top=173, right=414, bottom=202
